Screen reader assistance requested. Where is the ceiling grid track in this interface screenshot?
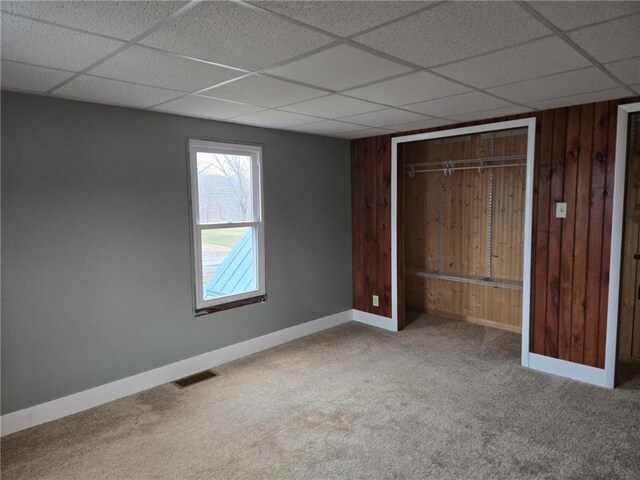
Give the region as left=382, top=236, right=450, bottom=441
left=2, top=0, right=638, bottom=136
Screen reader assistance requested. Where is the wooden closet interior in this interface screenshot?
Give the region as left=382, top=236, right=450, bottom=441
left=617, top=112, right=640, bottom=381
left=401, top=128, right=527, bottom=333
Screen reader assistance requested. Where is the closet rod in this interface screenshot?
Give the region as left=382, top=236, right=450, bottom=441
left=408, top=154, right=526, bottom=168
left=406, top=162, right=525, bottom=175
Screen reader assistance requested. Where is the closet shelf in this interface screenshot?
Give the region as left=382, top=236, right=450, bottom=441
left=406, top=267, right=523, bottom=290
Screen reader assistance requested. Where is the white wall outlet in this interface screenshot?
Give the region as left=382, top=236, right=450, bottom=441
left=556, top=202, right=567, bottom=219
left=372, top=295, right=379, bottom=307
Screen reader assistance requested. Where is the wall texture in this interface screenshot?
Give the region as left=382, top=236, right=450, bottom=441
left=352, top=96, right=639, bottom=368
left=1, top=92, right=352, bottom=414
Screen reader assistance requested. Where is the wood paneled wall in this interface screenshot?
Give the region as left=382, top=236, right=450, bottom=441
left=531, top=103, right=613, bottom=367
left=352, top=135, right=392, bottom=318
left=351, top=96, right=639, bottom=368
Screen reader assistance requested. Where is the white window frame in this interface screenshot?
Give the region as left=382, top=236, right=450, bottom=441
left=188, top=139, right=265, bottom=312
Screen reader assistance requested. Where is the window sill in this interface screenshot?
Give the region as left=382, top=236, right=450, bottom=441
left=195, top=294, right=267, bottom=316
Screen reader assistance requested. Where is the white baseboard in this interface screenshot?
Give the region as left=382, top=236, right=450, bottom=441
left=527, top=353, right=611, bottom=388
left=1, top=310, right=352, bottom=437
left=352, top=309, right=397, bottom=332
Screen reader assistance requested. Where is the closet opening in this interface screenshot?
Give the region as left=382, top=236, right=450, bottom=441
left=616, top=111, right=640, bottom=388
left=391, top=118, right=536, bottom=366
left=401, top=127, right=527, bottom=332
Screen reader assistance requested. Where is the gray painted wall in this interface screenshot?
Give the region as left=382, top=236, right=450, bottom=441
left=1, top=92, right=352, bottom=414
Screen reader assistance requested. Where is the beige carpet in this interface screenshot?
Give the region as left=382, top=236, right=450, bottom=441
left=2, top=317, right=640, bottom=479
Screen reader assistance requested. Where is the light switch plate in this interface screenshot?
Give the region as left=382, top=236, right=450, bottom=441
left=556, top=202, right=567, bottom=218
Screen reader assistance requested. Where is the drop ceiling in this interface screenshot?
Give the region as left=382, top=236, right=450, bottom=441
left=1, top=1, right=638, bottom=139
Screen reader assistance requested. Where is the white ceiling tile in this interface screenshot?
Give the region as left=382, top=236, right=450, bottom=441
left=433, top=37, right=591, bottom=89
left=54, top=75, right=183, bottom=108
left=281, top=94, right=383, bottom=118
left=288, top=120, right=369, bottom=135
left=343, top=71, right=471, bottom=106
left=445, top=105, right=534, bottom=122
left=334, top=128, right=393, bottom=139
left=353, top=1, right=550, bottom=68
left=266, top=44, right=412, bottom=91
left=139, top=1, right=332, bottom=71
left=340, top=108, right=429, bottom=128
left=199, top=74, right=326, bottom=108
left=153, top=95, right=263, bottom=120
left=568, top=15, right=640, bottom=63
left=0, top=14, right=124, bottom=71
left=384, top=118, right=453, bottom=132
left=631, top=84, right=640, bottom=94
left=528, top=1, right=640, bottom=31
left=89, top=46, right=244, bottom=93
left=526, top=87, right=632, bottom=110
left=1, top=1, right=187, bottom=40
left=605, top=57, right=640, bottom=85
left=231, top=110, right=321, bottom=129
left=487, top=67, right=618, bottom=104
left=248, top=1, right=430, bottom=37
left=403, top=92, right=512, bottom=117
left=1, top=60, right=73, bottom=92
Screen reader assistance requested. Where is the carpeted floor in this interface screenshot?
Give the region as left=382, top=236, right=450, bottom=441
left=2, top=316, right=640, bottom=479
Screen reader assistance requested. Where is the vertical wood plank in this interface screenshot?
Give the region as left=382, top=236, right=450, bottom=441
left=570, top=103, right=594, bottom=363
left=377, top=136, right=392, bottom=318
left=364, top=138, right=378, bottom=314
left=352, top=140, right=364, bottom=311
left=583, top=101, right=609, bottom=366
left=559, top=105, right=581, bottom=360
left=546, top=108, right=567, bottom=357
left=533, top=109, right=554, bottom=354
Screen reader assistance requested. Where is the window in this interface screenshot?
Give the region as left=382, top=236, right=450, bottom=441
left=188, top=139, right=265, bottom=313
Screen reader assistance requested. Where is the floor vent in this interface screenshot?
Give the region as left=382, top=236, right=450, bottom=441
left=172, top=370, right=218, bottom=389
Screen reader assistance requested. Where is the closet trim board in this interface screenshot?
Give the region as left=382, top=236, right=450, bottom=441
left=599, top=100, right=619, bottom=368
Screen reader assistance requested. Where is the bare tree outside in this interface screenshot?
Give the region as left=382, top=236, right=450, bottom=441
left=196, top=152, right=252, bottom=223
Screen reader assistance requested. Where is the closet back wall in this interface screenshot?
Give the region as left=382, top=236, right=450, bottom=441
left=352, top=96, right=639, bottom=369
left=402, top=132, right=527, bottom=331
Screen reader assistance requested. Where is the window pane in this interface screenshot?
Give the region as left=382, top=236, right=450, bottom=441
left=196, top=152, right=253, bottom=224
left=201, top=227, right=256, bottom=300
